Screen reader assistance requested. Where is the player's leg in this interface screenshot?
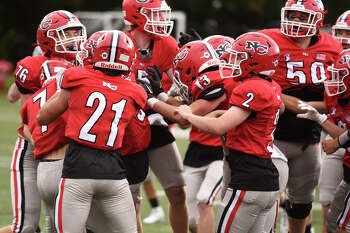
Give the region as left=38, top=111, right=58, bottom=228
left=336, top=189, right=350, bottom=233
left=196, top=160, right=223, bottom=233
left=142, top=172, right=165, bottom=224
left=184, top=165, right=205, bottom=233
left=95, top=179, right=137, bottom=233
left=275, top=140, right=321, bottom=233
left=327, top=180, right=350, bottom=233
left=265, top=157, right=289, bottom=232
left=37, top=159, right=64, bottom=233
left=54, top=178, right=93, bottom=233
left=319, top=146, right=344, bottom=233
left=215, top=189, right=278, bottom=233
left=148, top=141, right=189, bottom=233
left=10, top=138, right=41, bottom=233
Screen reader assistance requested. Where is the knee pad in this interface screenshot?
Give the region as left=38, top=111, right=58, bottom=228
left=285, top=200, right=312, bottom=219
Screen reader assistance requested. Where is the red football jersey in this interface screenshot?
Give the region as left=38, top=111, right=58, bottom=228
left=61, top=67, right=147, bottom=151
left=225, top=78, right=283, bottom=158
left=120, top=108, right=151, bottom=155
left=125, top=30, right=178, bottom=96
left=324, top=93, right=350, bottom=168
left=14, top=55, right=48, bottom=94
left=190, top=70, right=240, bottom=146
left=260, top=29, right=342, bottom=91
left=20, top=79, right=69, bottom=159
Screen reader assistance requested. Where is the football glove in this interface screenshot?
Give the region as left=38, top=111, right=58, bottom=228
left=296, top=101, right=327, bottom=124
left=178, top=28, right=202, bottom=48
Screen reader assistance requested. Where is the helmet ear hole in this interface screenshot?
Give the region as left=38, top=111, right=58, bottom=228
left=186, top=68, right=191, bottom=75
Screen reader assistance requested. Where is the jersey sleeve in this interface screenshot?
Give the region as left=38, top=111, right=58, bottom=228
left=191, top=74, right=226, bottom=101
left=230, top=80, right=270, bottom=112
left=129, top=82, right=148, bottom=109
left=20, top=100, right=29, bottom=125
left=60, top=67, right=86, bottom=89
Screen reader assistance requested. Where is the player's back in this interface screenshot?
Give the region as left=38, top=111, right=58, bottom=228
left=61, top=67, right=147, bottom=151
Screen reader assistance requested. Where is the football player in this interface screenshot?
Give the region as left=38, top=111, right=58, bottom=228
left=318, top=10, right=350, bottom=233
left=333, top=10, right=350, bottom=50
left=0, top=10, right=86, bottom=233
left=176, top=32, right=283, bottom=233
left=295, top=50, right=350, bottom=233
left=121, top=0, right=189, bottom=232
left=37, top=30, right=146, bottom=233
left=259, top=1, right=343, bottom=232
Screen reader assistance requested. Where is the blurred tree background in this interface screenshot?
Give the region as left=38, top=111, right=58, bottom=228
left=1, top=0, right=350, bottom=64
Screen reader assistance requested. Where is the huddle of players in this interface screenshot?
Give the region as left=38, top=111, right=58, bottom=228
left=7, top=0, right=350, bottom=232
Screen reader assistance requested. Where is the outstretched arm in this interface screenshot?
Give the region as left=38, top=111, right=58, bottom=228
left=176, top=104, right=250, bottom=135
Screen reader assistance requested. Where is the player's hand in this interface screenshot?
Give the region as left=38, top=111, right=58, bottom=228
left=175, top=105, right=192, bottom=120
left=296, top=101, right=327, bottom=124
left=178, top=28, right=202, bottom=48
left=136, top=79, right=154, bottom=99
left=146, top=66, right=164, bottom=96
left=322, top=138, right=340, bottom=154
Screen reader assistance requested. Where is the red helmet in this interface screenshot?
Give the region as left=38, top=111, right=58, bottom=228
left=122, top=0, right=173, bottom=36
left=324, top=49, right=350, bottom=98
left=91, top=30, right=136, bottom=72
left=37, top=10, right=86, bottom=61
left=220, top=32, right=280, bottom=80
left=76, top=31, right=107, bottom=66
left=281, top=0, right=325, bottom=37
left=172, top=41, right=220, bottom=101
left=332, top=10, right=350, bottom=48
left=203, top=35, right=235, bottom=61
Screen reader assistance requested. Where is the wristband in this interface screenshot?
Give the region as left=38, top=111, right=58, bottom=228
left=147, top=97, right=159, bottom=108
left=157, top=92, right=169, bottom=102
left=338, top=130, right=350, bottom=148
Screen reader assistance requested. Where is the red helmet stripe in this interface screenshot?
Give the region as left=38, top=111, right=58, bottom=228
left=109, top=31, right=120, bottom=63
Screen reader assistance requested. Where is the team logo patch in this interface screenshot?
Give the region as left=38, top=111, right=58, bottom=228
left=245, top=41, right=268, bottom=55
left=174, top=48, right=189, bottom=66
left=40, top=19, right=52, bottom=30
left=285, top=54, right=291, bottom=61
left=316, top=53, right=326, bottom=61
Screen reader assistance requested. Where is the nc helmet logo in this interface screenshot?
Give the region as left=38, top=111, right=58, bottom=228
left=245, top=41, right=268, bottom=55
left=40, top=19, right=52, bottom=30
left=174, top=48, right=189, bottom=66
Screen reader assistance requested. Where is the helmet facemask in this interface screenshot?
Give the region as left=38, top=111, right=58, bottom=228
left=47, top=24, right=87, bottom=56
left=173, top=70, right=191, bottom=103
left=281, top=7, right=323, bottom=37
left=140, top=1, right=174, bottom=36
left=219, top=49, right=247, bottom=79
left=324, top=65, right=349, bottom=96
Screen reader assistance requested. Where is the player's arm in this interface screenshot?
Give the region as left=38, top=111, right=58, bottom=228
left=297, top=101, right=345, bottom=138
left=282, top=93, right=326, bottom=113
left=22, top=124, right=34, bottom=145
left=176, top=104, right=250, bottom=135
left=37, top=89, right=70, bottom=125
left=7, top=83, right=21, bottom=103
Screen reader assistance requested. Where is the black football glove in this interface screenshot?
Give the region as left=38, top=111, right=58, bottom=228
left=137, top=79, right=154, bottom=99
left=146, top=66, right=164, bottom=96
left=178, top=28, right=202, bottom=48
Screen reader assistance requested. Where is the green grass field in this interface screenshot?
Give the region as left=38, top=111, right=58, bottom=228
left=0, top=83, right=323, bottom=232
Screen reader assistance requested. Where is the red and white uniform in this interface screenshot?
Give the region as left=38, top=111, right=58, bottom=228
left=10, top=55, right=50, bottom=233
left=20, top=80, right=68, bottom=159
left=61, top=66, right=147, bottom=151
left=259, top=28, right=342, bottom=206
left=190, top=70, right=240, bottom=147
left=226, top=78, right=282, bottom=158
